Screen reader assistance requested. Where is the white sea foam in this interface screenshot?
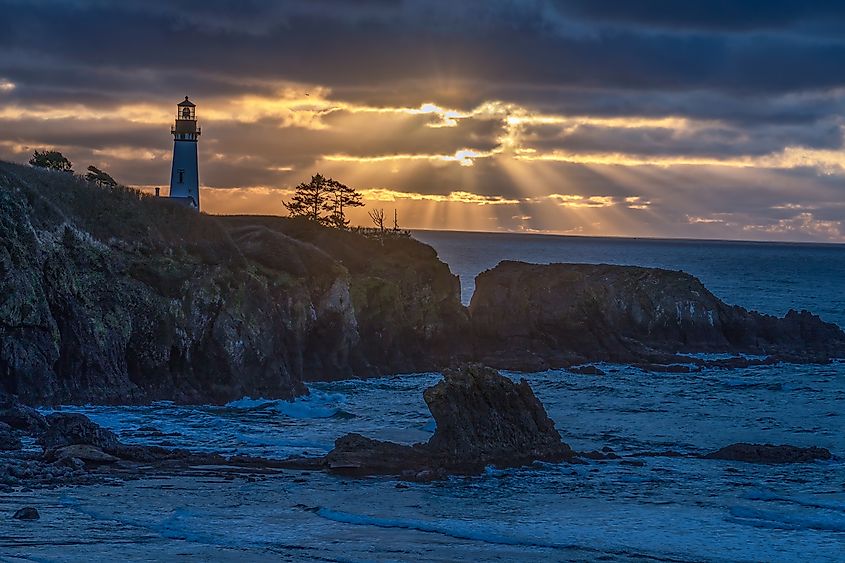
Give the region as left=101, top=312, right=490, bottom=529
left=224, top=390, right=350, bottom=419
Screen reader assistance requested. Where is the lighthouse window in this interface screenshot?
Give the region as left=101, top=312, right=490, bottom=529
left=182, top=107, right=191, bottom=119
left=177, top=169, right=185, bottom=184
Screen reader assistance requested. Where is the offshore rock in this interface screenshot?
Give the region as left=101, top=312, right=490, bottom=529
left=38, top=413, right=121, bottom=451
left=703, top=443, right=832, bottom=464
left=569, top=365, right=606, bottom=376
left=323, top=433, right=431, bottom=476
left=470, top=261, right=845, bottom=369
left=12, top=507, right=40, bottom=520
left=424, top=364, right=571, bottom=465
left=322, top=365, right=573, bottom=478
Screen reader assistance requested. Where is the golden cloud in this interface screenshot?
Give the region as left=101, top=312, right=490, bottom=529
left=360, top=188, right=519, bottom=205
left=323, top=148, right=491, bottom=167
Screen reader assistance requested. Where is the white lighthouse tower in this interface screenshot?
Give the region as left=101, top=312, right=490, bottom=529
left=169, top=96, right=201, bottom=209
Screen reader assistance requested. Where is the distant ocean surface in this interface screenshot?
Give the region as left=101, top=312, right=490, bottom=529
left=10, top=232, right=845, bottom=562
left=414, top=230, right=845, bottom=328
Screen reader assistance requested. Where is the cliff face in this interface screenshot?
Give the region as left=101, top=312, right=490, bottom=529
left=0, top=162, right=466, bottom=404
left=469, top=261, right=845, bottom=369
left=220, top=217, right=470, bottom=377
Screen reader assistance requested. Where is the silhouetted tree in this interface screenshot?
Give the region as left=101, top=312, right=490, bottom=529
left=393, top=209, right=399, bottom=231
left=324, top=178, right=364, bottom=229
left=284, top=174, right=363, bottom=228
left=368, top=208, right=386, bottom=231
left=85, top=165, right=118, bottom=188
left=29, top=150, right=72, bottom=172
left=283, top=173, right=332, bottom=224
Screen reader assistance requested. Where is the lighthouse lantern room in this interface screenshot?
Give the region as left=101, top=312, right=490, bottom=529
left=168, top=96, right=201, bottom=209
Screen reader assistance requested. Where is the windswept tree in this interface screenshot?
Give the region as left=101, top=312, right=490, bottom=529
left=29, top=149, right=73, bottom=172
left=283, top=174, right=363, bottom=228
left=85, top=165, right=118, bottom=188
left=324, top=178, right=364, bottom=229
left=283, top=173, right=333, bottom=224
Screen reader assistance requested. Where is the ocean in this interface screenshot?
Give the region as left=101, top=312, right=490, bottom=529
left=4, top=232, right=845, bottom=562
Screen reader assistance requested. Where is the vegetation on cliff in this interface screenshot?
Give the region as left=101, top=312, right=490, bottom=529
left=0, top=161, right=466, bottom=405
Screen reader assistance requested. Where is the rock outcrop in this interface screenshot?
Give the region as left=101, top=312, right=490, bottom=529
left=702, top=443, right=833, bottom=464
left=12, top=507, right=40, bottom=520
left=423, top=364, right=569, bottom=464
left=220, top=216, right=471, bottom=377
left=0, top=161, right=467, bottom=405
left=321, top=364, right=573, bottom=478
left=38, top=413, right=121, bottom=451
left=470, top=261, right=845, bottom=369
left=0, top=394, right=48, bottom=433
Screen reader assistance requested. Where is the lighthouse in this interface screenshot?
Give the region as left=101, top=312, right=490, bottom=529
left=168, top=96, right=201, bottom=209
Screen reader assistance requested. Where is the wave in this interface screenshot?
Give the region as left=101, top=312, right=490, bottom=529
left=224, top=389, right=354, bottom=420
left=727, top=505, right=845, bottom=532
left=313, top=506, right=577, bottom=550
left=720, top=379, right=783, bottom=391
left=742, top=489, right=845, bottom=512
left=311, top=507, right=712, bottom=562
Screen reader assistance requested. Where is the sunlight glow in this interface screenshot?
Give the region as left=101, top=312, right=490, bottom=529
left=4, top=80, right=844, bottom=240
left=323, top=148, right=491, bottom=166
left=92, top=146, right=168, bottom=161
left=360, top=188, right=519, bottom=205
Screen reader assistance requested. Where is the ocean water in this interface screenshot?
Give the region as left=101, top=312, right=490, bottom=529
left=3, top=233, right=845, bottom=562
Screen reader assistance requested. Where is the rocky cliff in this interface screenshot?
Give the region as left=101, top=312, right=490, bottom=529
left=3, top=160, right=842, bottom=406
left=219, top=216, right=470, bottom=377
left=469, top=261, right=845, bottom=369
left=0, top=161, right=466, bottom=405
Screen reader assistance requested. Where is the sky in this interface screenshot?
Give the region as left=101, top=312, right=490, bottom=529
left=2, top=1, right=845, bottom=241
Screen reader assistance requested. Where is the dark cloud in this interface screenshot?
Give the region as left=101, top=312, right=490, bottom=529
left=553, top=0, right=845, bottom=32
left=0, top=118, right=165, bottom=151
left=520, top=120, right=843, bottom=157
left=5, top=0, right=845, bottom=106
left=1, top=0, right=845, bottom=240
